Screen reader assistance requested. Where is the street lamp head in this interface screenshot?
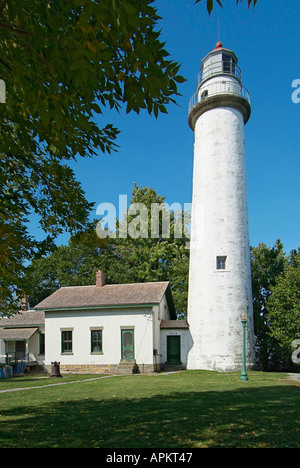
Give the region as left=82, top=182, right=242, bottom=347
left=240, top=310, right=248, bottom=322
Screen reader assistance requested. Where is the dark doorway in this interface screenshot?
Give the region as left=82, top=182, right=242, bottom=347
left=167, top=336, right=181, bottom=365
left=16, top=341, right=26, bottom=360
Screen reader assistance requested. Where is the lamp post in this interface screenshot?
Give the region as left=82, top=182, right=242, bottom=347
left=240, top=311, right=249, bottom=381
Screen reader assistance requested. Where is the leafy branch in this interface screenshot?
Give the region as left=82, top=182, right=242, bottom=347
left=195, top=0, right=258, bottom=15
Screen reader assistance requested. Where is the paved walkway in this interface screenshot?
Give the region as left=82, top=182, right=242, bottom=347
left=288, top=373, right=300, bottom=383
left=1, top=372, right=299, bottom=394
left=0, top=375, right=118, bottom=394
left=0, top=372, right=177, bottom=394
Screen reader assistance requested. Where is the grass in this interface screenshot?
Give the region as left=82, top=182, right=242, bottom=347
left=0, top=370, right=299, bottom=448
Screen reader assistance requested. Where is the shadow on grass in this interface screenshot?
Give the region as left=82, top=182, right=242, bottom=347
left=0, top=383, right=299, bottom=448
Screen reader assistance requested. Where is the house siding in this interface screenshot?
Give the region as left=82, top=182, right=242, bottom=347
left=45, top=306, right=157, bottom=373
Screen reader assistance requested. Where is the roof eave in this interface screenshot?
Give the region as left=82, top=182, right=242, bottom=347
left=37, top=303, right=158, bottom=312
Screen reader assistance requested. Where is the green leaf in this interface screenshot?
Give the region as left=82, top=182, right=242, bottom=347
left=207, top=0, right=213, bottom=14
left=174, top=75, right=187, bottom=84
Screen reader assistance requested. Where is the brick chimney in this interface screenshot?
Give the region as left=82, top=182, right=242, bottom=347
left=21, top=295, right=29, bottom=310
left=96, top=270, right=105, bottom=288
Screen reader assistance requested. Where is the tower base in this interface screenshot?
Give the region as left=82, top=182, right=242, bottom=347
left=187, top=352, right=255, bottom=372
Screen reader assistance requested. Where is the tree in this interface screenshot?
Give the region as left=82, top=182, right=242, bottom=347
left=26, top=184, right=190, bottom=318
left=0, top=0, right=185, bottom=315
left=250, top=240, right=286, bottom=370
left=196, top=0, right=258, bottom=15
left=267, top=249, right=300, bottom=368
left=111, top=184, right=190, bottom=318
left=25, top=228, right=119, bottom=307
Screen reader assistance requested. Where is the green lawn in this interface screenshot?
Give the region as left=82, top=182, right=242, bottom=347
left=0, top=371, right=299, bottom=448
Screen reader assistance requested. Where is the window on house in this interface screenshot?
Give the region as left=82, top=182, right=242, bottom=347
left=61, top=330, right=73, bottom=354
left=91, top=329, right=103, bottom=353
left=39, top=333, right=45, bottom=355
left=216, top=256, right=227, bottom=270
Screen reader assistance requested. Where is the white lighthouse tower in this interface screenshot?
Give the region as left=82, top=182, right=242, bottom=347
left=187, top=42, right=255, bottom=371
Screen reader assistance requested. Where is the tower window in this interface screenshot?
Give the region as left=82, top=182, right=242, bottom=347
left=222, top=54, right=231, bottom=73
left=222, top=54, right=237, bottom=76
left=216, top=256, right=227, bottom=270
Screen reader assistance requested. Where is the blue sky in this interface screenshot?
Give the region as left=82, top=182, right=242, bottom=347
left=51, top=0, right=299, bottom=254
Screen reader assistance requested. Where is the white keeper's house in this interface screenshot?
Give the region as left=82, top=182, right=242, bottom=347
left=0, top=271, right=191, bottom=375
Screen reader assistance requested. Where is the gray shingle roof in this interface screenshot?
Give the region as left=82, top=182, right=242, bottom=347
left=34, top=281, right=176, bottom=317
left=0, top=310, right=44, bottom=327
left=160, top=320, right=189, bottom=329
left=0, top=327, right=38, bottom=340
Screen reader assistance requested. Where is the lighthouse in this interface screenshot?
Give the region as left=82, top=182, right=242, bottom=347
left=187, top=42, right=255, bottom=371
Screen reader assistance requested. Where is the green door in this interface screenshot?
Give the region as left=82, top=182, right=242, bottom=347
left=121, top=329, right=134, bottom=360
left=167, top=336, right=181, bottom=365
